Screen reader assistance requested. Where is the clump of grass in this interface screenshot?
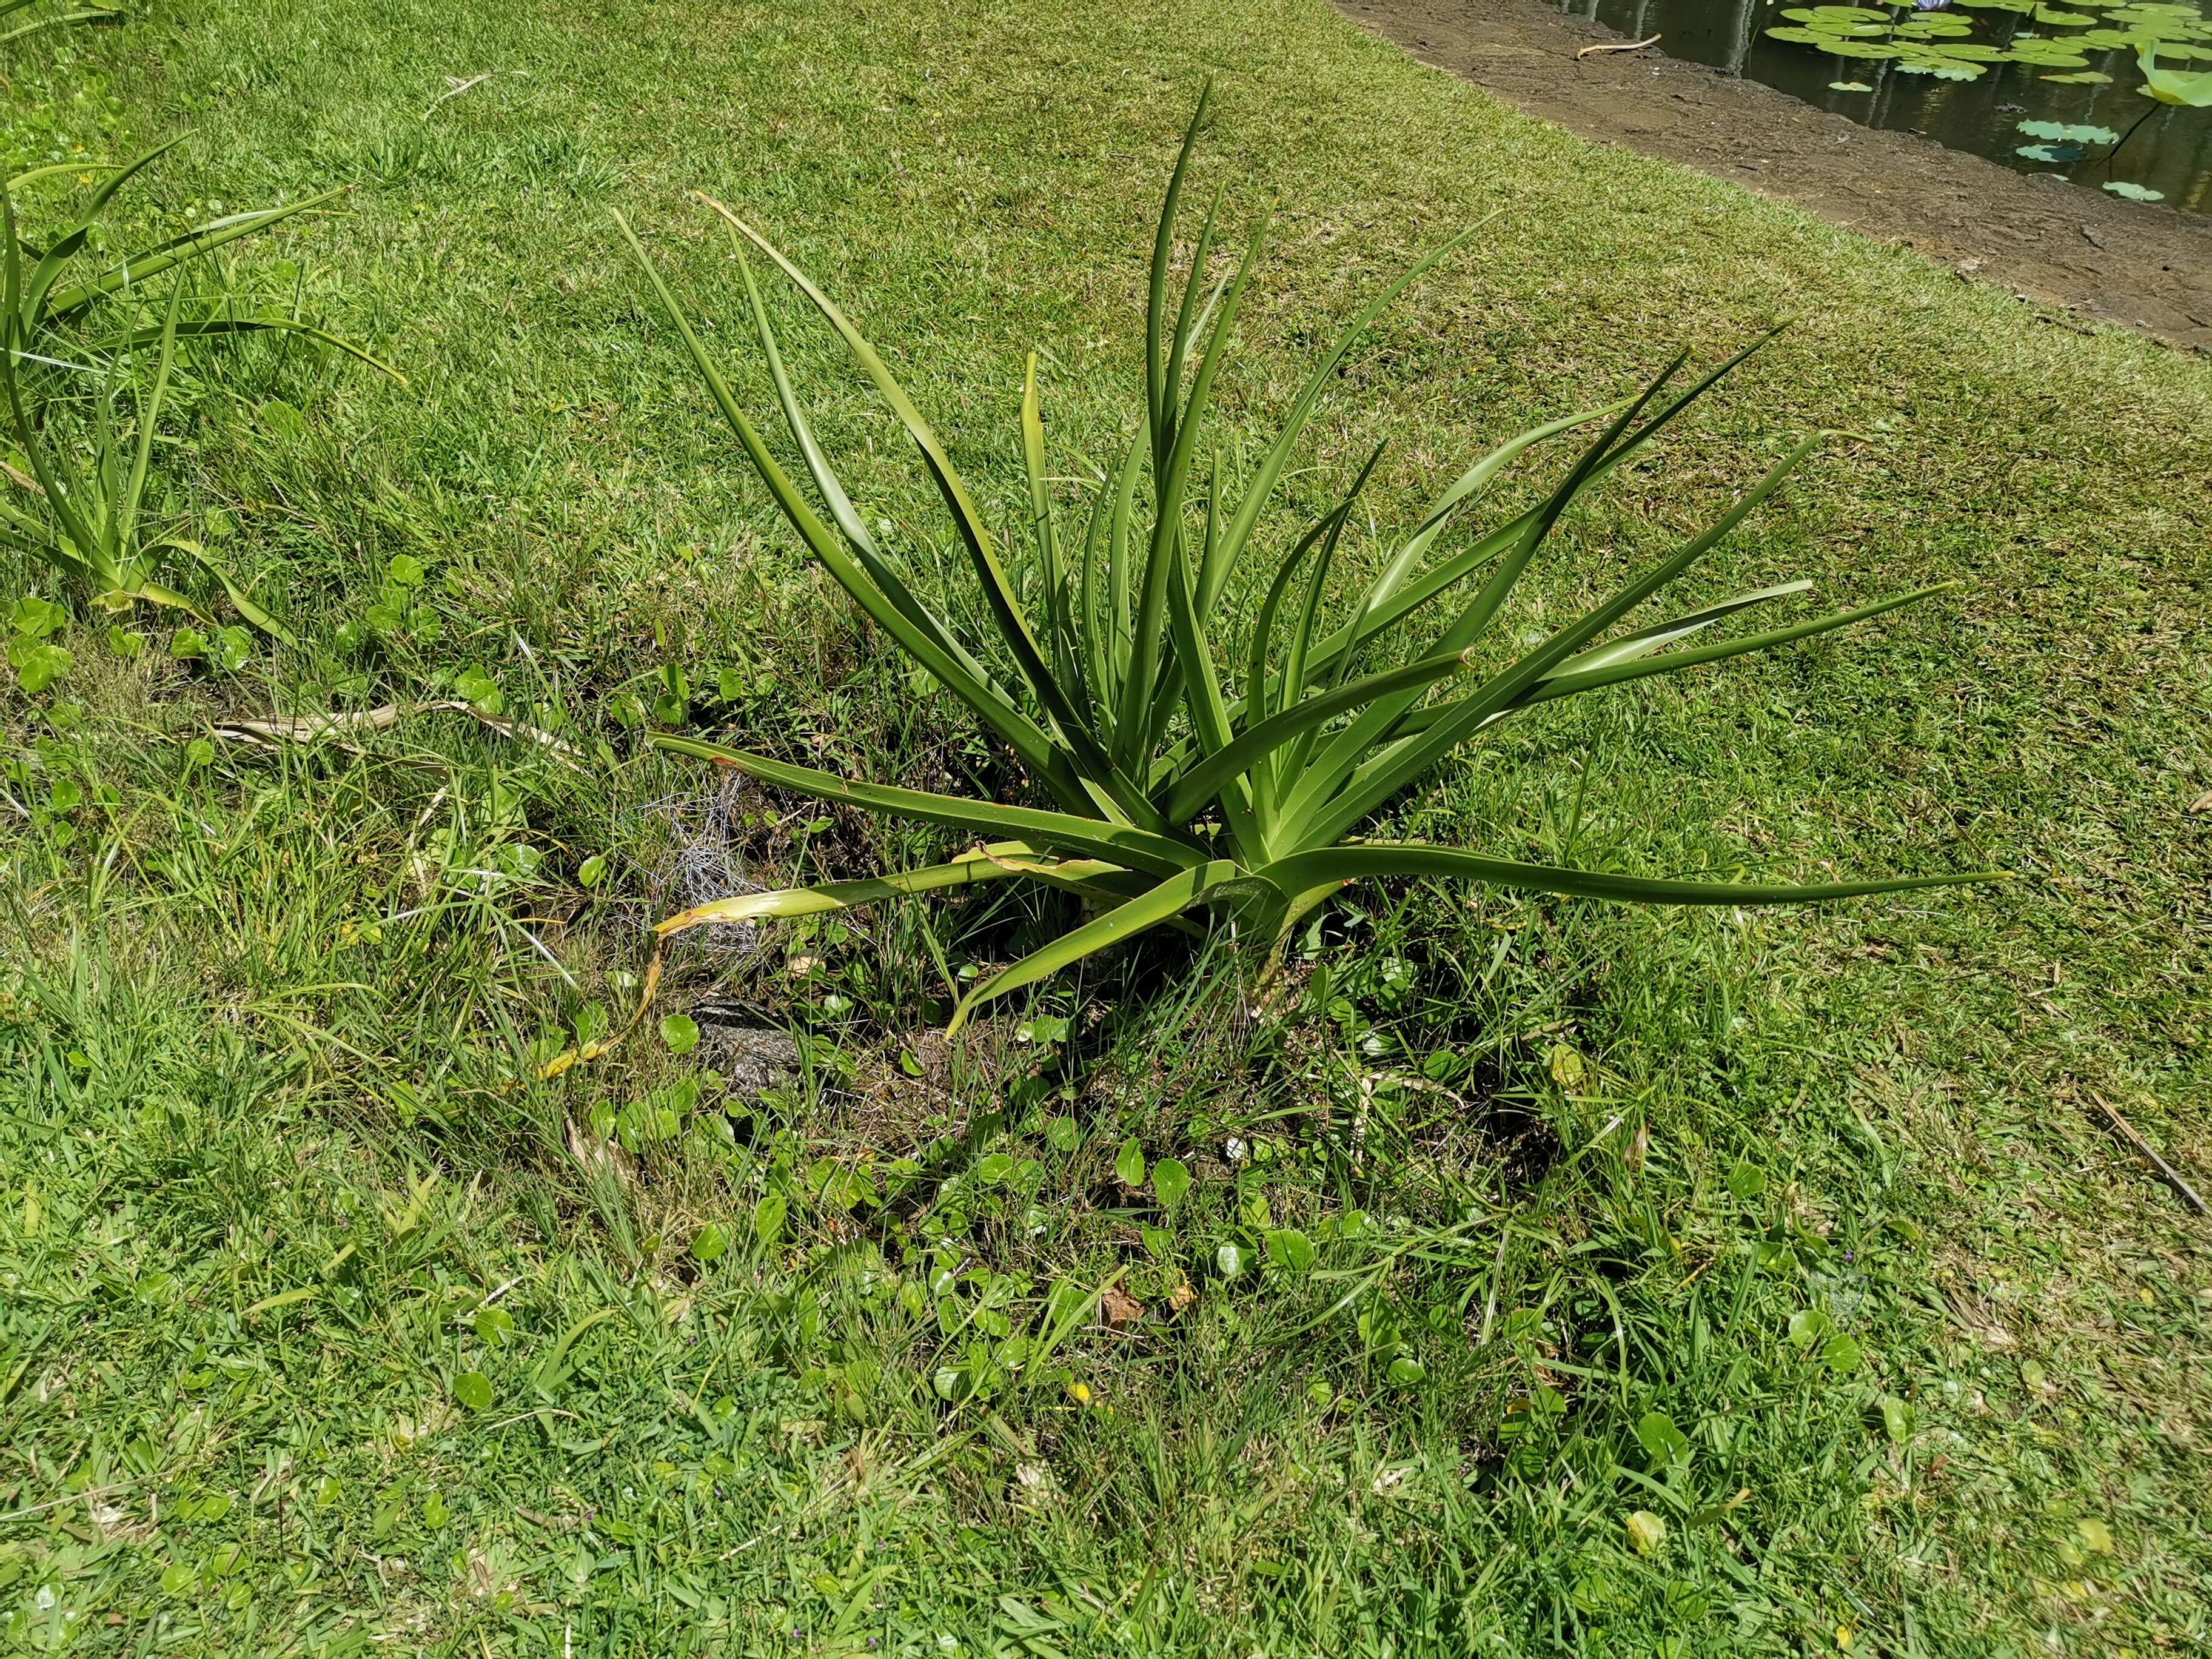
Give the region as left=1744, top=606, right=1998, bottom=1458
left=618, top=86, right=1997, bottom=1034
left=1, top=139, right=394, bottom=665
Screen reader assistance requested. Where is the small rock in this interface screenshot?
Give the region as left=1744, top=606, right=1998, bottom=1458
left=693, top=1017, right=803, bottom=1098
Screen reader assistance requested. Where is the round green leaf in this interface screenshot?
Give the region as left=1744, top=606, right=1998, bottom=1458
left=1114, top=1136, right=1145, bottom=1189
left=1788, top=1307, right=1836, bottom=1348
left=1151, top=1157, right=1192, bottom=1208
left=453, top=1370, right=493, bottom=1411
left=691, top=1222, right=729, bottom=1262
left=660, top=1014, right=700, bottom=1056
left=1264, top=1227, right=1316, bottom=1274
left=754, top=1188, right=787, bottom=1245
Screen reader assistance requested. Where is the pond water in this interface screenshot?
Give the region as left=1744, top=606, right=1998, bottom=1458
left=1552, top=0, right=2212, bottom=211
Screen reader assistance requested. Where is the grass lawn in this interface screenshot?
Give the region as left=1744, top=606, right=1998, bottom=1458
left=3, top=0, right=2208, bottom=1651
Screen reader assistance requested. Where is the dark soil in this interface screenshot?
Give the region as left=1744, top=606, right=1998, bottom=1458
left=1333, top=0, right=2212, bottom=353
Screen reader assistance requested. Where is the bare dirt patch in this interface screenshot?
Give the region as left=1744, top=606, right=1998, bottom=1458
left=1333, top=0, right=2212, bottom=353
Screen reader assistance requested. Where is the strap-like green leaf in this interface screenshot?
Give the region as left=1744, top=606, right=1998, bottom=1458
left=1198, top=218, right=1489, bottom=620
left=615, top=212, right=1096, bottom=816
left=1324, top=399, right=1631, bottom=679
left=41, top=190, right=348, bottom=325
left=697, top=196, right=1097, bottom=769
left=1148, top=84, right=1215, bottom=465
left=1165, top=644, right=1480, bottom=824
left=947, top=859, right=1241, bottom=1033
left=1510, top=583, right=1952, bottom=712
left=93, top=316, right=403, bottom=380
left=1258, top=843, right=2002, bottom=909
left=165, top=538, right=294, bottom=643
left=1545, top=579, right=1812, bottom=677
left=1273, top=377, right=1678, bottom=837
left=1299, top=432, right=1822, bottom=849
left=1022, top=353, right=1078, bottom=707
left=728, top=232, right=1036, bottom=742
left=651, top=734, right=1205, bottom=876
left=1293, top=334, right=1785, bottom=688
left=1118, top=203, right=1271, bottom=770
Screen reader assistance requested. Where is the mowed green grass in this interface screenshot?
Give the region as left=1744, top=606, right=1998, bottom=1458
left=2, top=0, right=2208, bottom=1651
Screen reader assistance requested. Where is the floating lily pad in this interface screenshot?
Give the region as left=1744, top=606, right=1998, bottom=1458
left=1826, top=36, right=1909, bottom=53
left=1829, top=78, right=1877, bottom=89
left=2016, top=140, right=2088, bottom=159
left=1781, top=4, right=1891, bottom=18
left=2007, top=39, right=2096, bottom=62
left=2032, top=7, right=2098, bottom=22
left=1900, top=55, right=1989, bottom=73
left=2100, top=10, right=2212, bottom=38
left=2040, top=68, right=2116, bottom=80
left=2019, top=118, right=2120, bottom=140
left=2103, top=179, right=2167, bottom=199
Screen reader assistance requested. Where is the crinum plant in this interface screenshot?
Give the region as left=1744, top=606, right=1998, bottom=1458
left=614, top=89, right=1996, bottom=1036
left=1, top=137, right=392, bottom=641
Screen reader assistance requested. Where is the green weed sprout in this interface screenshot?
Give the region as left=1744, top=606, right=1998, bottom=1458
left=617, top=89, right=1998, bottom=1036
left=0, top=0, right=124, bottom=50
left=1, top=138, right=395, bottom=640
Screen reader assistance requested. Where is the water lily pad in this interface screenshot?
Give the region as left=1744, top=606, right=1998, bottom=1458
left=2033, top=7, right=2098, bottom=22
left=2019, top=118, right=2120, bottom=140
left=1826, top=36, right=1908, bottom=53
left=1829, top=78, right=1877, bottom=88
left=2096, top=13, right=2211, bottom=41
left=2102, top=179, right=2167, bottom=198
left=1900, top=55, right=1988, bottom=73
left=2007, top=38, right=2096, bottom=62
left=2016, top=140, right=2088, bottom=159
left=2040, top=67, right=2116, bottom=79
